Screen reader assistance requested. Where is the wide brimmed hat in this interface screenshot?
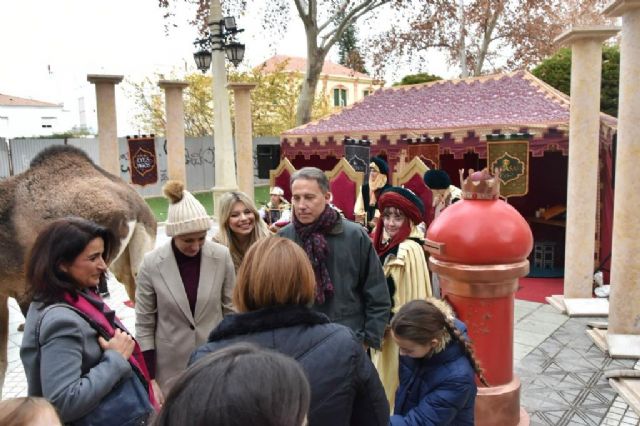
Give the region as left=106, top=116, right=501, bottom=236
left=163, top=180, right=212, bottom=237
left=378, top=187, right=425, bottom=225
left=423, top=169, right=451, bottom=190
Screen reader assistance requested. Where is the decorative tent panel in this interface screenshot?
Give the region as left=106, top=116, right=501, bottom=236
left=394, top=156, right=433, bottom=226
left=325, top=158, right=363, bottom=221
left=269, top=157, right=296, bottom=203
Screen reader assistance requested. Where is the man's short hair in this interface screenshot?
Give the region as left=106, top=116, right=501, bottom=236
left=290, top=167, right=329, bottom=193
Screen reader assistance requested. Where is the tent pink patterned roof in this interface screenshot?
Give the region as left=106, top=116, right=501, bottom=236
left=284, top=71, right=578, bottom=136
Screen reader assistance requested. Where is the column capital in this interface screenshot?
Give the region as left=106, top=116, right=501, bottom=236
left=227, top=82, right=258, bottom=92
left=87, top=74, right=124, bottom=85
left=158, top=80, right=189, bottom=90
left=604, top=0, right=640, bottom=17
left=554, top=26, right=620, bottom=46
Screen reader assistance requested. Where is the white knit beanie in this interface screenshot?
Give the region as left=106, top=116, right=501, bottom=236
left=163, top=180, right=212, bottom=237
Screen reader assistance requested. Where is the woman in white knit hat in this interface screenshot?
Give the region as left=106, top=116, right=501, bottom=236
left=134, top=181, right=236, bottom=401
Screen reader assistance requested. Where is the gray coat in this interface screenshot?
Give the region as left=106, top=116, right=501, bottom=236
left=20, top=302, right=133, bottom=423
left=279, top=217, right=390, bottom=349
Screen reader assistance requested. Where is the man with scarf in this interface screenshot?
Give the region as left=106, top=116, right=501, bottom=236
left=279, top=167, right=391, bottom=351
left=354, top=156, right=392, bottom=230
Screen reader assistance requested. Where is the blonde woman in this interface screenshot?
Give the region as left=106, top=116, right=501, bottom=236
left=214, top=191, right=270, bottom=271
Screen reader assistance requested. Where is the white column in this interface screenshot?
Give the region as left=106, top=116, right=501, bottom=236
left=159, top=80, right=189, bottom=184
left=228, top=83, right=256, bottom=201
left=604, top=0, right=640, bottom=357
left=553, top=27, right=619, bottom=313
left=87, top=74, right=123, bottom=176
left=209, top=0, right=238, bottom=217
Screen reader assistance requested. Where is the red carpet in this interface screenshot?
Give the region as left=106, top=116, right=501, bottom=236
left=515, top=277, right=564, bottom=303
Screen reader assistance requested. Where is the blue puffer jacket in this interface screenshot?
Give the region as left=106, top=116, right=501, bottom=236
left=390, top=320, right=477, bottom=426
left=190, top=305, right=389, bottom=426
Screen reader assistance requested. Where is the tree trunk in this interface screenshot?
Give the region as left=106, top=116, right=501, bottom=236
left=296, top=48, right=326, bottom=126
left=458, top=0, right=468, bottom=78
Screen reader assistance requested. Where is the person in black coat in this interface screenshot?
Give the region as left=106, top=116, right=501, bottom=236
left=389, top=299, right=489, bottom=426
left=190, top=236, right=389, bottom=426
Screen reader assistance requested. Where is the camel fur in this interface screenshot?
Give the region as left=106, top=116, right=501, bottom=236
left=0, top=145, right=157, bottom=396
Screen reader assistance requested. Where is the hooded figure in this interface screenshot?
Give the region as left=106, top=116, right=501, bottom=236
left=371, top=187, right=432, bottom=406
left=354, top=156, right=392, bottom=229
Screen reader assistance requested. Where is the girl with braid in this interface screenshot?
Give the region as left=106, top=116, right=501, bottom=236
left=389, top=299, right=488, bottom=426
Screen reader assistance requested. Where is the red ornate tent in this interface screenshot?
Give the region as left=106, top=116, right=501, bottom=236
left=280, top=71, right=617, bottom=278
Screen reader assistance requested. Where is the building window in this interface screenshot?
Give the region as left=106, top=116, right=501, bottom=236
left=333, top=88, right=347, bottom=107
left=363, top=90, right=370, bottom=97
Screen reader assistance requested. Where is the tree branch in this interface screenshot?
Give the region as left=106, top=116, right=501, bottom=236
left=320, top=0, right=390, bottom=51
left=293, top=0, right=311, bottom=24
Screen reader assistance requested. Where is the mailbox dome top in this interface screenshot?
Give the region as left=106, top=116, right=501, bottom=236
left=426, top=170, right=533, bottom=265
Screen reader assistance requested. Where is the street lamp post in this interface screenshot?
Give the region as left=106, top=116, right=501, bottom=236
left=192, top=0, right=245, bottom=218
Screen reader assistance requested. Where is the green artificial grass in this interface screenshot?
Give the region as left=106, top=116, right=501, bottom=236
left=146, top=185, right=270, bottom=222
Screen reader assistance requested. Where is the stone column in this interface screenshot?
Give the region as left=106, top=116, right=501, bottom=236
left=159, top=80, right=189, bottom=184
left=548, top=27, right=619, bottom=316
left=228, top=83, right=257, bottom=201
left=87, top=74, right=123, bottom=176
left=209, top=0, right=238, bottom=217
left=604, top=0, right=640, bottom=358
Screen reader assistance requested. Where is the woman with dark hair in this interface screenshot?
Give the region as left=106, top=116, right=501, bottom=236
left=390, top=299, right=488, bottom=426
left=371, top=187, right=432, bottom=405
left=190, top=237, right=389, bottom=426
left=153, top=343, right=309, bottom=426
left=20, top=217, right=156, bottom=426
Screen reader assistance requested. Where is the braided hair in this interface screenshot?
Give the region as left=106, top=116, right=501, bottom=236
left=391, top=299, right=489, bottom=387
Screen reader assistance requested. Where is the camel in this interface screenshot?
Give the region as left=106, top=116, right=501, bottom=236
left=0, top=145, right=157, bottom=396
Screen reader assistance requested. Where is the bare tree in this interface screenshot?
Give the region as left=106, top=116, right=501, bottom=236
left=159, top=0, right=393, bottom=125
left=369, top=0, right=613, bottom=78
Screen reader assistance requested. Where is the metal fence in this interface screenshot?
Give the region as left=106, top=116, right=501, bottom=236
left=0, top=136, right=280, bottom=198
left=0, top=138, right=10, bottom=179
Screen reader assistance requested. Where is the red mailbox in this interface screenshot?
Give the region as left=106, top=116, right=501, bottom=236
left=425, top=169, right=533, bottom=426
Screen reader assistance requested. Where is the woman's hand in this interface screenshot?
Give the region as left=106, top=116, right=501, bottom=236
left=98, top=328, right=135, bottom=360
left=151, top=379, right=165, bottom=407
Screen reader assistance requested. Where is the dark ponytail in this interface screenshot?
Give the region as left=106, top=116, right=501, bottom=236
left=391, top=299, right=489, bottom=387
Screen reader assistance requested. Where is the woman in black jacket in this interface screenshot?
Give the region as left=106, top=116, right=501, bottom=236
left=190, top=237, right=389, bottom=426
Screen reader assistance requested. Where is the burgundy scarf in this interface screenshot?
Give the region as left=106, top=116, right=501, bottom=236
left=63, top=290, right=159, bottom=410
left=293, top=205, right=340, bottom=304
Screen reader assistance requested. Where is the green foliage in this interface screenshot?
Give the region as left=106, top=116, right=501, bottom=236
left=338, top=23, right=368, bottom=74
left=532, top=45, right=619, bottom=117
left=393, top=72, right=442, bottom=86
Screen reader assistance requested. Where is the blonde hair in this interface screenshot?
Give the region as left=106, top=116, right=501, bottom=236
left=233, top=237, right=315, bottom=312
left=0, top=397, right=60, bottom=426
left=215, top=191, right=270, bottom=270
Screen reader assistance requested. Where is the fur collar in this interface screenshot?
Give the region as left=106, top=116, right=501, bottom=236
left=208, top=305, right=330, bottom=342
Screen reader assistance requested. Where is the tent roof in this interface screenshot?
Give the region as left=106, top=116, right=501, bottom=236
left=283, top=71, right=616, bottom=139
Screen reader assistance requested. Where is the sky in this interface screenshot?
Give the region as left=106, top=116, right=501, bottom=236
left=0, top=0, right=456, bottom=136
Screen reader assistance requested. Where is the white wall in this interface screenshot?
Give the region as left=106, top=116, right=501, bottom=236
left=0, top=104, right=71, bottom=138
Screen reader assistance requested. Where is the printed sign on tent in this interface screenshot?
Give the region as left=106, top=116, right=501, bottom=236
left=487, top=140, right=529, bottom=197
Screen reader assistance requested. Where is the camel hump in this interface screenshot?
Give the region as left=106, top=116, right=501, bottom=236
left=30, top=145, right=94, bottom=168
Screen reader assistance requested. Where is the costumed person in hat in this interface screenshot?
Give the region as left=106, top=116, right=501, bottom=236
left=135, top=181, right=236, bottom=398
left=259, top=186, right=291, bottom=232
left=423, top=169, right=462, bottom=298
left=423, top=169, right=462, bottom=219
left=371, top=186, right=432, bottom=406
left=354, top=156, right=391, bottom=230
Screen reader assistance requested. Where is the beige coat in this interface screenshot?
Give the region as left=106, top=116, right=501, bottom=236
left=135, top=240, right=235, bottom=392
